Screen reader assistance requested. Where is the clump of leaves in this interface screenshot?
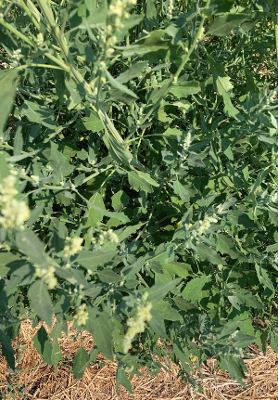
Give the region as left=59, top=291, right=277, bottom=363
left=1, top=0, right=278, bottom=393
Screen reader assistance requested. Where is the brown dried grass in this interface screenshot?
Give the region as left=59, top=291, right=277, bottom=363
left=1, top=319, right=278, bottom=400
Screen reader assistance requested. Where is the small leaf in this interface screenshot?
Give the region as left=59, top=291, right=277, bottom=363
left=73, top=347, right=90, bottom=380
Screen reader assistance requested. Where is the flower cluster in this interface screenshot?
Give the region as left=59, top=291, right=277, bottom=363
left=74, top=303, right=89, bottom=326
left=34, top=264, right=57, bottom=290
left=91, top=229, right=119, bottom=248
left=192, top=216, right=217, bottom=238
left=167, top=0, right=174, bottom=19
left=104, top=0, right=136, bottom=47
left=0, top=175, right=30, bottom=230
left=109, top=0, right=136, bottom=29
left=64, top=236, right=83, bottom=257
left=123, top=293, right=152, bottom=353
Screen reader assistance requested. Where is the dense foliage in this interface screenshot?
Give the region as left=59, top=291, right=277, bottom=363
left=1, top=0, right=278, bottom=393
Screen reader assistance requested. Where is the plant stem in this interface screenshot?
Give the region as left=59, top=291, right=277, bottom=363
left=275, top=4, right=278, bottom=66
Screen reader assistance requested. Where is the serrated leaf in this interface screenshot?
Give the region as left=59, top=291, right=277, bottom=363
left=19, top=100, right=57, bottom=129
left=28, top=280, right=53, bottom=328
left=128, top=170, right=158, bottom=193
left=116, top=366, right=133, bottom=394
left=85, top=311, right=113, bottom=360
left=83, top=111, right=104, bottom=133
left=32, top=326, right=52, bottom=365
left=181, top=275, right=211, bottom=303
left=73, top=347, right=90, bottom=380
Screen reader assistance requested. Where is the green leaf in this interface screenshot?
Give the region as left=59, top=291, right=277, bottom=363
left=104, top=134, right=132, bottom=166
left=83, top=111, right=104, bottom=133
left=169, top=80, right=201, bottom=98
left=173, top=180, right=190, bottom=202
left=116, top=366, right=133, bottom=394
left=85, top=311, right=113, bottom=360
left=123, top=30, right=178, bottom=64
left=0, top=152, right=10, bottom=181
left=72, top=347, right=90, bottom=380
left=128, top=171, right=159, bottom=193
left=86, top=192, right=106, bottom=228
left=227, top=210, right=257, bottom=229
left=81, top=193, right=130, bottom=223
left=76, top=250, right=117, bottom=270
left=147, top=278, right=182, bottom=303
left=266, top=243, right=278, bottom=252
left=163, top=261, right=192, bottom=279
left=51, top=322, right=63, bottom=373
left=55, top=266, right=87, bottom=286
left=0, top=68, right=18, bottom=135
left=112, top=190, right=130, bottom=212
left=49, top=141, right=74, bottom=183
left=195, top=244, right=225, bottom=265
left=0, top=332, right=15, bottom=371
left=16, top=230, right=48, bottom=267
left=181, top=275, right=211, bottom=303
left=116, top=62, right=148, bottom=84
left=105, top=70, right=137, bottom=99
left=148, top=309, right=167, bottom=338
left=13, top=127, right=23, bottom=156
left=28, top=280, right=53, bottom=328
left=0, top=253, right=20, bottom=278
left=152, top=300, right=182, bottom=321
left=19, top=100, right=57, bottom=129
left=32, top=326, right=52, bottom=365
left=97, top=269, right=122, bottom=283
left=208, top=13, right=249, bottom=37
left=220, top=355, right=247, bottom=387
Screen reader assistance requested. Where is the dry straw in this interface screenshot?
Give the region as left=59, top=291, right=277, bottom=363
left=1, top=319, right=278, bottom=399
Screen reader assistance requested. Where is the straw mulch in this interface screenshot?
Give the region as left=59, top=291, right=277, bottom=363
left=1, top=319, right=278, bottom=400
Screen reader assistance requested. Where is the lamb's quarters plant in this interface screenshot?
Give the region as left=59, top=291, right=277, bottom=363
left=1, top=0, right=278, bottom=393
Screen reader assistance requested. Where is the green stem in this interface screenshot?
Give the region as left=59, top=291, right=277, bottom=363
left=173, top=10, right=207, bottom=82
left=0, top=16, right=34, bottom=46
left=275, top=5, right=278, bottom=66
left=18, top=0, right=40, bottom=30
left=15, top=63, right=64, bottom=71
